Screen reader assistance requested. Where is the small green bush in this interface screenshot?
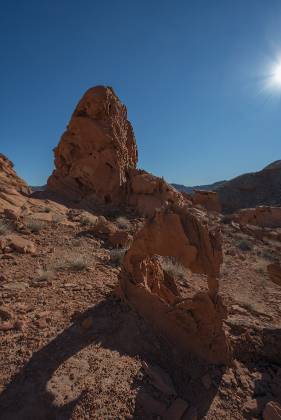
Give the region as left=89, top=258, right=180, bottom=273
left=237, top=240, right=253, bottom=252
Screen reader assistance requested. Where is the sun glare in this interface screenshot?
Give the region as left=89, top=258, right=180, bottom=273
left=271, top=63, right=281, bottom=87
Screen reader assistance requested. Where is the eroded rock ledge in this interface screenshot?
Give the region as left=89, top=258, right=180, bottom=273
left=118, top=203, right=232, bottom=365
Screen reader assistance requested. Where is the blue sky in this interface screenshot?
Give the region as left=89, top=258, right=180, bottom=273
left=0, top=0, right=281, bottom=186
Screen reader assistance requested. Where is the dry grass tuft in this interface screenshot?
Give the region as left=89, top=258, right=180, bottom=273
left=36, top=266, right=55, bottom=282
left=0, top=220, right=12, bottom=235
left=52, top=213, right=65, bottom=223
left=115, top=216, right=131, bottom=230
left=56, top=255, right=90, bottom=272
left=109, top=247, right=129, bottom=265
left=25, top=218, right=45, bottom=233
left=160, top=256, right=187, bottom=279
left=80, top=213, right=98, bottom=227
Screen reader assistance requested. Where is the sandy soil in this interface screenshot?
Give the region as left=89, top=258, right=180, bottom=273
left=0, top=214, right=281, bottom=419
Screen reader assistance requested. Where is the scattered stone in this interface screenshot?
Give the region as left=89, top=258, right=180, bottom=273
left=0, top=306, right=13, bottom=321
left=5, top=234, right=36, bottom=254
left=0, top=321, right=15, bottom=331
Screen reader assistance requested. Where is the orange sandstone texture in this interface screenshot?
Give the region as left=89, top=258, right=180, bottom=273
left=192, top=190, right=221, bottom=213
left=234, top=206, right=281, bottom=228
left=0, top=154, right=31, bottom=213
left=47, top=86, right=187, bottom=215
left=47, top=86, right=138, bottom=205
left=119, top=204, right=232, bottom=365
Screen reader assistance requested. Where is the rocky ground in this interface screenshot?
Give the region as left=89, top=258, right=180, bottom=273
left=0, top=209, right=281, bottom=420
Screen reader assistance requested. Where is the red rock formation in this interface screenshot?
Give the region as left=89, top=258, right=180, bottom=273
left=119, top=204, right=232, bottom=365
left=192, top=190, right=221, bottom=213
left=127, top=169, right=187, bottom=217
left=234, top=206, right=281, bottom=228
left=0, top=153, right=68, bottom=219
left=47, top=86, right=138, bottom=205
left=0, top=154, right=31, bottom=213
left=47, top=86, right=189, bottom=216
left=0, top=154, right=30, bottom=195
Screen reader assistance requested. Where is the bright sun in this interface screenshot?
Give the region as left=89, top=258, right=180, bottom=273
left=272, top=63, right=281, bottom=87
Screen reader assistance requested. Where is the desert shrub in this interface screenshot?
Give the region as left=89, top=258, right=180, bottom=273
left=41, top=207, right=51, bottom=213
left=115, top=216, right=131, bottom=230
left=56, top=255, right=89, bottom=272
left=80, top=213, right=98, bottom=227
left=52, top=213, right=65, bottom=223
left=109, top=247, right=129, bottom=265
left=36, top=266, right=55, bottom=282
left=25, top=218, right=45, bottom=233
left=237, top=240, right=253, bottom=252
left=0, top=220, right=12, bottom=235
left=160, top=256, right=187, bottom=279
left=68, top=256, right=89, bottom=271
left=256, top=248, right=278, bottom=262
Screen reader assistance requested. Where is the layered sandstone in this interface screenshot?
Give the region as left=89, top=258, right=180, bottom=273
left=119, top=203, right=232, bottom=365
left=192, top=190, right=221, bottom=213
left=47, top=86, right=138, bottom=205
left=0, top=153, right=67, bottom=219
left=234, top=206, right=281, bottom=228
left=127, top=169, right=186, bottom=217
left=0, top=154, right=31, bottom=213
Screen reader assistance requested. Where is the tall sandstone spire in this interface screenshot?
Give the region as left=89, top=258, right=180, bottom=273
left=47, top=86, right=138, bottom=205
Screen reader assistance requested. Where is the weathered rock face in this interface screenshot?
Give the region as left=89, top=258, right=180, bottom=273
left=47, top=86, right=188, bottom=216
left=0, top=154, right=30, bottom=195
left=192, top=190, right=221, bottom=213
left=234, top=206, right=281, bottom=228
left=0, top=154, right=31, bottom=214
left=127, top=169, right=187, bottom=217
left=47, top=86, right=138, bottom=205
left=119, top=204, right=232, bottom=365
left=0, top=153, right=68, bottom=220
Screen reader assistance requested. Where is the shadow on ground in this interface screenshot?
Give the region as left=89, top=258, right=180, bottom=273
left=0, top=295, right=223, bottom=420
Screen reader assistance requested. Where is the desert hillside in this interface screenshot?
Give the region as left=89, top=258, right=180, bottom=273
left=1, top=87, right=281, bottom=420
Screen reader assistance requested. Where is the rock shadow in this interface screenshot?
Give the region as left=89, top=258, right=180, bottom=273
left=0, top=295, right=224, bottom=419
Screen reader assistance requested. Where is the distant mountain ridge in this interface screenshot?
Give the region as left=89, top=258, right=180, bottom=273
left=173, top=160, right=281, bottom=213
left=172, top=180, right=226, bottom=194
